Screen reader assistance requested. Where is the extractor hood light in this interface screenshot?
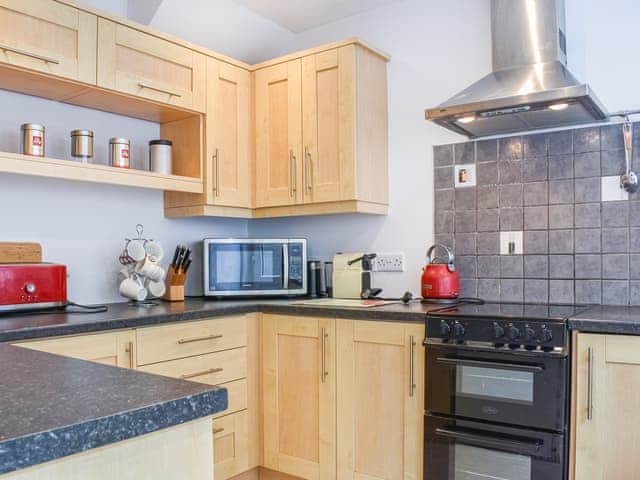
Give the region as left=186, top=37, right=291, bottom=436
left=549, top=102, right=569, bottom=111
left=458, top=115, right=476, bottom=124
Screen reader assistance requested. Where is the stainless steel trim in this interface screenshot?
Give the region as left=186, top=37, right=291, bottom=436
left=283, top=242, right=289, bottom=289
left=321, top=327, right=328, bottom=383
left=434, top=427, right=542, bottom=455
left=424, top=338, right=568, bottom=357
left=0, top=301, right=65, bottom=312
left=290, top=150, right=297, bottom=197
left=409, top=335, right=417, bottom=397
left=138, top=82, right=182, bottom=97
left=181, top=367, right=223, bottom=379
left=178, top=334, right=223, bottom=344
left=127, top=341, right=134, bottom=368
left=213, top=148, right=219, bottom=196
left=435, top=356, right=544, bottom=373
left=304, top=146, right=312, bottom=192
left=0, top=44, right=60, bottom=64
left=587, top=346, right=594, bottom=420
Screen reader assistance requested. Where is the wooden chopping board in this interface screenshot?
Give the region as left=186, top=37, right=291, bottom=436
left=0, top=242, right=42, bottom=263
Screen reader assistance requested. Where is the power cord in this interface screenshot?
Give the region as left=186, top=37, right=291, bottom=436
left=64, top=301, right=109, bottom=314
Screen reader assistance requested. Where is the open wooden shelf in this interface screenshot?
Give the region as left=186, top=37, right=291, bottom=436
left=0, top=151, right=203, bottom=193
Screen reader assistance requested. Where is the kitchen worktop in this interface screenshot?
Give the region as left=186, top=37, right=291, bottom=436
left=567, top=305, right=640, bottom=334
left=0, top=343, right=227, bottom=476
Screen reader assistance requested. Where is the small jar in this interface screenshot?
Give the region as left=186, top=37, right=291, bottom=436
left=149, top=139, right=173, bottom=175
left=21, top=123, right=45, bottom=157
left=70, top=129, right=94, bottom=163
left=109, top=137, right=130, bottom=168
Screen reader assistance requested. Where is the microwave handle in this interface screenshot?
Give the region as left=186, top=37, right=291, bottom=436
left=435, top=356, right=544, bottom=373
left=283, top=243, right=289, bottom=289
left=435, top=427, right=542, bottom=456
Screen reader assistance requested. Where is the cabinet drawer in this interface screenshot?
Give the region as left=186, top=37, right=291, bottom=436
left=0, top=0, right=96, bottom=83
left=213, top=378, right=247, bottom=419
left=213, top=410, right=249, bottom=479
left=97, top=18, right=206, bottom=112
left=136, top=316, right=247, bottom=366
left=138, top=347, right=247, bottom=385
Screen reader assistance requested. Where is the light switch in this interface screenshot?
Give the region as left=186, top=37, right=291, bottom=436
left=601, top=175, right=629, bottom=202
left=500, top=231, right=523, bottom=255
left=454, top=164, right=476, bottom=188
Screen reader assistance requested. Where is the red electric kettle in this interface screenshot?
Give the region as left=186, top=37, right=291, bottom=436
left=421, top=244, right=460, bottom=300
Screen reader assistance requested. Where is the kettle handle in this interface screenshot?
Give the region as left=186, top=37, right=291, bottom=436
left=426, top=244, right=455, bottom=271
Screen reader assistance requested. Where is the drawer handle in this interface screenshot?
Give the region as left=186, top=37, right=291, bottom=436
left=178, top=333, right=223, bottom=344
left=213, top=427, right=225, bottom=435
left=181, top=367, right=223, bottom=379
left=138, top=81, right=183, bottom=98
left=0, top=43, right=60, bottom=64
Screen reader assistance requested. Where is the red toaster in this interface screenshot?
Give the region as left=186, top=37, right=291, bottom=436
left=0, top=263, right=67, bottom=312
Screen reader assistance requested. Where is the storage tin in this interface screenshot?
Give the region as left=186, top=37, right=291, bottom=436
left=109, top=137, right=130, bottom=168
left=21, top=123, right=45, bottom=157
left=149, top=139, right=173, bottom=175
left=70, top=130, right=94, bottom=162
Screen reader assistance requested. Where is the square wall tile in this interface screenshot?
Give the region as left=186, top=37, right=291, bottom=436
left=477, top=209, right=499, bottom=232
left=477, top=186, right=499, bottom=209
left=435, top=211, right=454, bottom=234
left=631, top=228, right=640, bottom=252
left=477, top=162, right=498, bottom=186
left=575, top=254, right=602, bottom=279
left=549, top=204, right=574, bottom=229
left=524, top=206, right=548, bottom=230
left=500, top=279, right=524, bottom=302
left=524, top=255, right=548, bottom=278
left=460, top=279, right=478, bottom=297
left=549, top=230, right=574, bottom=254
left=455, top=187, right=477, bottom=210
left=630, top=254, right=640, bottom=279
left=630, top=202, right=640, bottom=227
left=523, top=133, right=548, bottom=157
left=477, top=139, right=498, bottom=162
left=500, top=208, right=524, bottom=231
left=574, top=127, right=600, bottom=153
left=434, top=144, right=453, bottom=167
left=525, top=279, right=549, bottom=303
left=455, top=233, right=477, bottom=256
left=549, top=180, right=574, bottom=204
left=548, top=130, right=573, bottom=155
left=524, top=181, right=548, bottom=206
left=523, top=156, right=548, bottom=182
left=574, top=177, right=601, bottom=203
left=435, top=189, right=454, bottom=211
left=478, top=232, right=500, bottom=255
left=550, top=255, right=574, bottom=278
left=575, top=229, right=601, bottom=253
left=455, top=211, right=476, bottom=233
left=602, top=228, right=629, bottom=253
left=601, top=149, right=625, bottom=176
left=525, top=230, right=548, bottom=254
left=549, top=280, right=574, bottom=303
left=549, top=154, right=574, bottom=180
left=602, top=201, right=629, bottom=227
left=500, top=184, right=524, bottom=207
left=603, top=254, right=629, bottom=279
left=575, top=280, right=602, bottom=304
left=601, top=124, right=625, bottom=150
left=499, top=160, right=523, bottom=184
left=500, top=255, right=524, bottom=278
left=575, top=203, right=601, bottom=228
left=478, top=278, right=500, bottom=302
left=574, top=152, right=601, bottom=178
left=434, top=234, right=454, bottom=251
left=630, top=281, right=640, bottom=305
left=454, top=142, right=475, bottom=164
left=457, top=256, right=477, bottom=279
left=435, top=166, right=454, bottom=189
left=499, top=136, right=523, bottom=161
left=603, top=280, right=629, bottom=305
left=478, top=256, right=500, bottom=278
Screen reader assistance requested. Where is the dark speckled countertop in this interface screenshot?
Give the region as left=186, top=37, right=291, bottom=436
left=567, top=305, right=640, bottom=334
left=0, top=343, right=227, bottom=475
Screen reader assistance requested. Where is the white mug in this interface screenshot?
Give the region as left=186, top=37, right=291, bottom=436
left=119, top=276, right=147, bottom=301
left=136, top=257, right=165, bottom=282
left=145, top=240, right=164, bottom=263
left=147, top=280, right=166, bottom=298
left=127, top=239, right=147, bottom=262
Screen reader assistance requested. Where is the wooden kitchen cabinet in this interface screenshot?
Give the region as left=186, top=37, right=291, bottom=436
left=97, top=18, right=206, bottom=112
left=571, top=332, right=640, bottom=480
left=336, top=320, right=424, bottom=480
left=0, top=0, right=97, bottom=84
left=262, top=314, right=336, bottom=480
left=14, top=330, right=136, bottom=368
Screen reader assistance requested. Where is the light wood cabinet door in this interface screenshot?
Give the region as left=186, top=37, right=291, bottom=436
left=255, top=60, right=302, bottom=208
left=213, top=410, right=250, bottom=479
left=336, top=321, right=424, bottom=480
left=572, top=333, right=640, bottom=480
left=263, top=314, right=336, bottom=480
left=207, top=58, right=251, bottom=207
left=0, top=0, right=96, bottom=83
left=97, top=18, right=206, bottom=112
left=14, top=330, right=136, bottom=368
left=302, top=47, right=355, bottom=204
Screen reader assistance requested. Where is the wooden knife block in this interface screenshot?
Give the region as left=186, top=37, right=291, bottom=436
left=163, top=266, right=185, bottom=302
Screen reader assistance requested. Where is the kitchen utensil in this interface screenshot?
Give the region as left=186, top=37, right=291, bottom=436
left=164, top=244, right=191, bottom=302
left=421, top=244, right=460, bottom=300
left=149, top=139, right=172, bottom=174
left=0, top=242, right=42, bottom=263
left=70, top=129, right=94, bottom=163
left=21, top=123, right=45, bottom=157
left=0, top=263, right=67, bottom=312
left=109, top=137, right=130, bottom=168
left=621, top=119, right=639, bottom=193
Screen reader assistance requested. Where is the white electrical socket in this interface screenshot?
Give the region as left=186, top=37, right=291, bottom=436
left=374, top=253, right=405, bottom=272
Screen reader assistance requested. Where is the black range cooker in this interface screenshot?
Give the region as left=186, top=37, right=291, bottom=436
left=423, top=303, right=588, bottom=480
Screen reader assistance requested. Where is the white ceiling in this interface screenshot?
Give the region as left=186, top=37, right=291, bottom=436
left=231, top=0, right=399, bottom=33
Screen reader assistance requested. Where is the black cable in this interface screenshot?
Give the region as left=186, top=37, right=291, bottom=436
left=64, top=301, right=109, bottom=314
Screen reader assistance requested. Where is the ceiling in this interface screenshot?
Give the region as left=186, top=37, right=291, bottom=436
left=231, top=0, right=399, bottom=32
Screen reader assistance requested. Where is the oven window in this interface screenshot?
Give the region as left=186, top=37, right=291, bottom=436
left=457, top=365, right=534, bottom=404
left=208, top=243, right=284, bottom=291
left=454, top=444, right=531, bottom=480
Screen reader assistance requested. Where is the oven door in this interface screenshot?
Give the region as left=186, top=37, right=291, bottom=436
left=426, top=344, right=567, bottom=431
left=425, top=414, right=565, bottom=480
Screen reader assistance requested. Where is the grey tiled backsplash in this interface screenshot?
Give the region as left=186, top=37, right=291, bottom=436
left=433, top=123, right=640, bottom=306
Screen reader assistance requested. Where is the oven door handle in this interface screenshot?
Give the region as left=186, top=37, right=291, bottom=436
left=435, top=427, right=542, bottom=455
left=435, top=356, right=544, bottom=373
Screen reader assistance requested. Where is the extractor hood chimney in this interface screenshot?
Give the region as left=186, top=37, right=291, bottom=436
left=425, top=0, right=607, bottom=138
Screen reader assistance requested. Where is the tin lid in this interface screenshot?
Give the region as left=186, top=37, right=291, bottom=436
left=21, top=123, right=44, bottom=131
left=109, top=137, right=130, bottom=145
left=149, top=139, right=173, bottom=146
left=71, top=129, right=94, bottom=137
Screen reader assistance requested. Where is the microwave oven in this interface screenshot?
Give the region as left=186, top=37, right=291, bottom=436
left=203, top=238, right=307, bottom=297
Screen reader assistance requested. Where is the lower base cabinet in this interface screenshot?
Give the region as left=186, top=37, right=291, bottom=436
left=214, top=410, right=250, bottom=479
left=572, top=332, right=640, bottom=480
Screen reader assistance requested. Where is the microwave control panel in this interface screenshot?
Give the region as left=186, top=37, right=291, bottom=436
left=287, top=242, right=304, bottom=289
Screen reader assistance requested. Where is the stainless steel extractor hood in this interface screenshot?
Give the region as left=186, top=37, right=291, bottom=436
left=425, top=0, right=607, bottom=138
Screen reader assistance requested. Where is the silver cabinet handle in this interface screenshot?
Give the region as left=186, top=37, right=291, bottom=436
left=304, top=146, right=312, bottom=192
left=213, top=148, right=220, bottom=196
left=587, top=346, right=594, bottom=420
left=321, top=327, right=329, bottom=383
left=181, top=367, right=223, bottom=379
left=138, top=82, right=183, bottom=98
left=409, top=335, right=416, bottom=397
left=178, top=333, right=223, bottom=344
left=290, top=150, right=297, bottom=198
left=126, top=341, right=134, bottom=368
left=0, top=43, right=60, bottom=64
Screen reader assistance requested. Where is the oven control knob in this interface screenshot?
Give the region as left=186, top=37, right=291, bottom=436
left=439, top=321, right=451, bottom=337
left=493, top=323, right=504, bottom=339
left=506, top=324, right=520, bottom=341
left=524, top=326, right=536, bottom=342
left=540, top=326, right=553, bottom=343
left=24, top=282, right=36, bottom=294
left=453, top=321, right=465, bottom=338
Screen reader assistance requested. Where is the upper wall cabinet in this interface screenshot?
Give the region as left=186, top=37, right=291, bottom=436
left=97, top=19, right=206, bottom=113
left=0, top=0, right=97, bottom=83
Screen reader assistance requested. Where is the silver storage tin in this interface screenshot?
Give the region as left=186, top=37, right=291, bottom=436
left=149, top=139, right=173, bottom=175
left=70, top=130, right=94, bottom=163
left=109, top=137, right=130, bottom=168
left=21, top=123, right=45, bottom=157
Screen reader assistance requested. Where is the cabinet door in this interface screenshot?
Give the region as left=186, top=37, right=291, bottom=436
left=337, top=321, right=424, bottom=480
left=573, top=333, right=640, bottom=480
left=207, top=58, right=251, bottom=207
left=255, top=60, right=302, bottom=208
left=213, top=410, right=250, bottom=479
left=97, top=19, right=205, bottom=112
left=15, top=330, right=136, bottom=368
left=0, top=0, right=96, bottom=83
left=263, top=314, right=336, bottom=479
left=302, top=47, right=355, bottom=204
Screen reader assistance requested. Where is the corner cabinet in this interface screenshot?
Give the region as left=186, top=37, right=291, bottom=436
left=571, top=332, right=640, bottom=480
